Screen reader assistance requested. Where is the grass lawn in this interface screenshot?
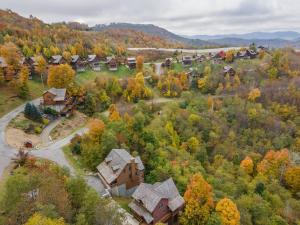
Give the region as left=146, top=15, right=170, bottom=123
left=0, top=79, right=46, bottom=118
left=76, top=65, right=136, bottom=84
left=113, top=196, right=132, bottom=213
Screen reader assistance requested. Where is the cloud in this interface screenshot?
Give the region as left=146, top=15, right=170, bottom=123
left=0, top=0, right=299, bottom=35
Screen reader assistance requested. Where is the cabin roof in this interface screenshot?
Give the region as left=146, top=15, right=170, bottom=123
left=51, top=55, right=63, bottom=64
left=130, top=178, right=184, bottom=215
left=44, top=88, right=66, bottom=101
left=97, top=149, right=144, bottom=184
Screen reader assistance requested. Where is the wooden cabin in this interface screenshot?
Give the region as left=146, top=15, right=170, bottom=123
left=106, top=57, right=118, bottom=71
left=71, top=55, right=86, bottom=72
left=223, top=66, right=236, bottom=76
left=23, top=57, right=38, bottom=78
left=129, top=178, right=184, bottom=225
left=49, top=55, right=66, bottom=65
left=87, top=55, right=101, bottom=71
left=163, top=58, right=173, bottom=68
left=41, top=88, right=75, bottom=116
left=182, top=56, right=193, bottom=67
left=97, top=149, right=144, bottom=196
left=127, top=57, right=137, bottom=69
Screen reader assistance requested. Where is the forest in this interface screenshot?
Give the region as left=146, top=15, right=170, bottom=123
left=0, top=8, right=299, bottom=225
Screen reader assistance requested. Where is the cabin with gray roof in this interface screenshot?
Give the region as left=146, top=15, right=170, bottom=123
left=49, top=55, right=66, bottom=65
left=87, top=55, right=100, bottom=71
left=41, top=88, right=75, bottom=116
left=97, top=149, right=144, bottom=197
left=182, top=56, right=193, bottom=67
left=71, top=55, right=86, bottom=72
left=129, top=178, right=184, bottom=225
left=106, top=56, right=118, bottom=71
left=127, top=57, right=137, bottom=69
left=223, top=65, right=236, bottom=76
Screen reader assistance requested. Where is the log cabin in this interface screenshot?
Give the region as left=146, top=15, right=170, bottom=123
left=163, top=58, right=173, bottom=68
left=106, top=56, right=118, bottom=71
left=41, top=88, right=75, bottom=116
left=49, top=55, right=66, bottom=65
left=71, top=55, right=86, bottom=72
left=182, top=56, right=193, bottom=67
left=97, top=149, right=144, bottom=197
left=223, top=65, right=236, bottom=76
left=87, top=55, right=101, bottom=71
left=127, top=57, right=137, bottom=69
left=129, top=178, right=185, bottom=225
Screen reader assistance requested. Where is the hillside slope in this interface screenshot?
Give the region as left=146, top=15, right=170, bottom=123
left=0, top=9, right=182, bottom=50
left=92, top=23, right=217, bottom=47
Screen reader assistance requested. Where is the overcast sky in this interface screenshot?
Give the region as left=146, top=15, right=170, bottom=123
left=1, top=0, right=300, bottom=35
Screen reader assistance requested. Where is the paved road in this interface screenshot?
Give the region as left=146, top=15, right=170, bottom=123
left=40, top=118, right=62, bottom=145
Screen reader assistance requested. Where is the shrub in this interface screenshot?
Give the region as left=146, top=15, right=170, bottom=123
left=34, top=126, right=42, bottom=134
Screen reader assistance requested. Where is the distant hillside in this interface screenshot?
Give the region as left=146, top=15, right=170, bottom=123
left=187, top=31, right=300, bottom=41
left=0, top=9, right=182, bottom=51
left=92, top=23, right=218, bottom=48
left=206, top=38, right=300, bottom=48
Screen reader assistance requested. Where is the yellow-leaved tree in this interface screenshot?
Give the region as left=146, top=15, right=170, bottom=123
left=248, top=88, right=261, bottom=102
left=25, top=213, right=66, bottom=225
left=240, top=156, right=254, bottom=175
left=88, top=119, right=106, bottom=142
left=180, top=173, right=214, bottom=225
left=136, top=55, right=144, bottom=72
left=284, top=166, right=300, bottom=193
left=216, top=198, right=240, bottom=225
left=109, top=104, right=121, bottom=122
left=47, top=64, right=75, bottom=88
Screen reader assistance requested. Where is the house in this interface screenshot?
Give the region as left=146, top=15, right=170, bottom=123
left=106, top=56, right=118, bottom=71
left=71, top=55, right=85, bottom=72
left=0, top=56, right=8, bottom=80
left=163, top=58, right=173, bottom=68
left=97, top=149, right=144, bottom=196
left=49, top=55, right=66, bottom=65
left=127, top=57, right=137, bottom=69
left=87, top=55, right=101, bottom=71
left=223, top=66, right=236, bottom=76
left=215, top=51, right=226, bottom=60
left=236, top=50, right=257, bottom=59
left=41, top=88, right=75, bottom=116
left=195, top=54, right=206, bottom=63
left=23, top=57, right=38, bottom=77
left=129, top=178, right=185, bottom=225
left=182, top=56, right=193, bottom=67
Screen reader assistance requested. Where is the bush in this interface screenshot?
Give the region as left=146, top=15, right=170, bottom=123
left=44, top=107, right=59, bottom=116
left=42, top=118, right=50, bottom=126
left=34, top=126, right=42, bottom=134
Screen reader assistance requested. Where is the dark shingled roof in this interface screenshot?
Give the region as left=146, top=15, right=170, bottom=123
left=129, top=178, right=184, bottom=223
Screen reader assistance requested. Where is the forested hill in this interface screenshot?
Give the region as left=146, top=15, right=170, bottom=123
left=0, top=9, right=183, bottom=50
left=92, top=23, right=218, bottom=48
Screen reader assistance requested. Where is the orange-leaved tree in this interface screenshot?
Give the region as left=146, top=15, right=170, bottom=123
left=216, top=198, right=240, bottom=225
left=284, top=166, right=300, bottom=193
left=180, top=173, right=214, bottom=225
left=88, top=119, right=106, bottom=142
left=257, top=149, right=290, bottom=180
left=240, top=156, right=254, bottom=175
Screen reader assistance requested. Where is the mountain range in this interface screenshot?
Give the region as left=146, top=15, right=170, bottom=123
left=92, top=23, right=300, bottom=48
left=92, top=23, right=217, bottom=48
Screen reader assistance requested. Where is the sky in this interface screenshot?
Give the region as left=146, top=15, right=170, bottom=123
left=0, top=0, right=300, bottom=35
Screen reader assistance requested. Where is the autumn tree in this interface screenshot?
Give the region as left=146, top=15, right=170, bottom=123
left=136, top=55, right=144, bottom=72
left=257, top=149, right=290, bottom=180
left=25, top=213, right=66, bottom=225
left=216, top=198, right=240, bottom=225
left=109, top=104, right=121, bottom=122
left=47, top=64, right=75, bottom=88
left=240, top=156, right=254, bottom=175
left=123, top=72, right=152, bottom=102
left=248, top=88, right=261, bottom=102
left=62, top=51, right=72, bottom=63
left=17, top=65, right=30, bottom=98
left=284, top=166, right=300, bottom=193
left=225, top=50, right=235, bottom=63
left=88, top=119, right=105, bottom=142
left=180, top=173, right=214, bottom=225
